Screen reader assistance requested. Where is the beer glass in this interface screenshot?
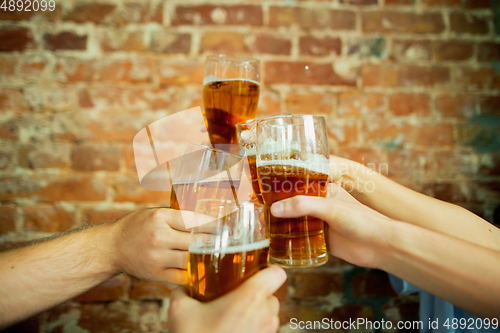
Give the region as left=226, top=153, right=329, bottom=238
left=170, top=143, right=243, bottom=212
left=236, top=118, right=263, bottom=204
left=188, top=199, right=269, bottom=302
left=203, top=55, right=260, bottom=148
left=256, top=115, right=329, bottom=268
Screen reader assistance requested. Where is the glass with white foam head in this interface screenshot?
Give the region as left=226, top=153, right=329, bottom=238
left=203, top=55, right=261, bottom=148
left=188, top=199, right=269, bottom=302
left=255, top=114, right=330, bottom=268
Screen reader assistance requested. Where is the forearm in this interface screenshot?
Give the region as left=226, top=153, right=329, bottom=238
left=378, top=221, right=500, bottom=318
left=338, top=161, right=500, bottom=251
left=0, top=223, right=119, bottom=329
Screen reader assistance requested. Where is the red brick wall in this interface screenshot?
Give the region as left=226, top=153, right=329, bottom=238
left=1, top=0, right=499, bottom=332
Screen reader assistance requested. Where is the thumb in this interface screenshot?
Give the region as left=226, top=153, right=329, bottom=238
left=239, top=265, right=287, bottom=296
left=170, top=286, right=194, bottom=303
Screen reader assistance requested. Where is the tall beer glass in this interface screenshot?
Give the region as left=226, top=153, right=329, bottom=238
left=236, top=118, right=263, bottom=204
left=203, top=56, right=260, bottom=148
left=170, top=143, right=242, bottom=212
left=188, top=199, right=269, bottom=302
left=256, top=115, right=329, bottom=268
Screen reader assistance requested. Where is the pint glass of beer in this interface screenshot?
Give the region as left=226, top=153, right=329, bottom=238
left=256, top=115, right=329, bottom=267
left=236, top=118, right=263, bottom=204
left=188, top=199, right=269, bottom=302
left=203, top=56, right=260, bottom=148
left=170, top=143, right=243, bottom=212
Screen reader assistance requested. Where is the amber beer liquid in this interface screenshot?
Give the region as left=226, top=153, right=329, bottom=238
left=188, top=239, right=269, bottom=302
left=258, top=164, right=328, bottom=266
left=247, top=154, right=264, bottom=204
left=170, top=179, right=240, bottom=211
left=203, top=78, right=260, bottom=146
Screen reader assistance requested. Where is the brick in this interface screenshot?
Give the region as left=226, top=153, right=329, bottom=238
left=389, top=93, right=431, bottom=116
left=0, top=55, right=17, bottom=81
left=436, top=94, right=475, bottom=118
left=465, top=0, right=491, bottom=9
left=158, top=61, right=205, bottom=85
left=24, top=204, right=76, bottom=232
left=0, top=88, right=23, bottom=111
left=385, top=0, right=414, bottom=5
left=126, top=87, right=178, bottom=112
left=55, top=58, right=95, bottom=82
left=151, top=31, right=190, bottom=54
left=327, top=121, right=358, bottom=145
left=0, top=27, right=36, bottom=51
left=255, top=90, right=281, bottom=116
left=252, top=34, right=291, bottom=55
left=19, top=144, right=71, bottom=169
left=0, top=145, right=13, bottom=170
left=362, top=12, right=444, bottom=34
left=299, top=36, right=341, bottom=56
left=72, top=145, right=120, bottom=171
left=347, top=37, right=386, bottom=59
left=418, top=123, right=454, bottom=146
left=364, top=121, right=415, bottom=148
left=361, top=64, right=400, bottom=87
left=422, top=0, right=461, bottom=5
left=0, top=204, right=16, bottom=234
left=478, top=43, right=500, bottom=62
left=129, top=278, right=172, bottom=299
left=337, top=91, right=385, bottom=117
left=293, top=271, right=344, bottom=298
left=329, top=304, right=374, bottom=322
left=458, top=121, right=499, bottom=150
left=392, top=39, right=432, bottom=61
left=109, top=2, right=163, bottom=26
left=434, top=40, right=474, bottom=61
left=430, top=150, right=478, bottom=178
left=400, top=65, right=450, bottom=87
left=74, top=275, right=130, bottom=302
left=265, top=61, right=356, bottom=86
left=82, top=208, right=131, bottom=224
left=82, top=87, right=126, bottom=110
left=387, top=148, right=430, bottom=178
left=424, top=182, right=469, bottom=202
left=450, top=13, right=489, bottom=35
left=18, top=56, right=49, bottom=83
left=460, top=68, right=500, bottom=90
left=0, top=115, right=19, bottom=140
left=22, top=86, right=76, bottom=112
left=383, top=300, right=420, bottom=325
left=201, top=32, right=246, bottom=53
left=36, top=177, right=107, bottom=202
left=340, top=0, right=377, bottom=4
left=44, top=32, right=87, bottom=51
left=66, top=4, right=117, bottom=23
left=94, top=57, right=154, bottom=83
left=285, top=91, right=332, bottom=115
left=172, top=5, right=263, bottom=26
left=352, top=270, right=397, bottom=298
left=479, top=96, right=500, bottom=116
left=112, top=176, right=170, bottom=203
left=479, top=152, right=500, bottom=176
left=78, top=89, right=94, bottom=108
left=269, top=7, right=356, bottom=30
left=99, top=29, right=146, bottom=52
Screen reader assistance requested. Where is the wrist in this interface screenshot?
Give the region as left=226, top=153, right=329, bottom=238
left=87, top=222, right=122, bottom=278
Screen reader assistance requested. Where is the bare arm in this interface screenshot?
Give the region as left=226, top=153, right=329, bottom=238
left=0, top=208, right=192, bottom=330
left=330, top=156, right=500, bottom=251
left=271, top=191, right=500, bottom=318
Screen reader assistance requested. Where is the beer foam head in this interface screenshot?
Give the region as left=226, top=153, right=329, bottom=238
left=203, top=75, right=260, bottom=86
left=257, top=138, right=329, bottom=174
left=189, top=238, right=269, bottom=254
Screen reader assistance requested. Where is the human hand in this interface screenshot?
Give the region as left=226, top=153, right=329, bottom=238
left=109, top=208, right=193, bottom=285
left=270, top=184, right=392, bottom=268
left=168, top=266, right=286, bottom=333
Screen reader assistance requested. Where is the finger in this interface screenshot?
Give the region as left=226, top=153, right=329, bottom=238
left=161, top=209, right=194, bottom=231
left=328, top=183, right=359, bottom=204
left=240, top=266, right=287, bottom=295
left=271, top=196, right=343, bottom=223
left=167, top=230, right=192, bottom=251
left=162, top=268, right=188, bottom=285
left=164, top=250, right=188, bottom=270
left=267, top=295, right=280, bottom=315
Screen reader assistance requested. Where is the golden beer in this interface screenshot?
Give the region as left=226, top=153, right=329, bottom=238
left=203, top=78, right=260, bottom=146
left=188, top=239, right=269, bottom=302
left=258, top=165, right=328, bottom=265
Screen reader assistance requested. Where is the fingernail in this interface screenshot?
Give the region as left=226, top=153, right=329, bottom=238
left=271, top=202, right=284, bottom=216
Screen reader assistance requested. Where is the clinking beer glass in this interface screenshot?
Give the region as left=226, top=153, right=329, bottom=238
left=256, top=115, right=329, bottom=268
left=188, top=199, right=269, bottom=302
left=203, top=55, right=260, bottom=148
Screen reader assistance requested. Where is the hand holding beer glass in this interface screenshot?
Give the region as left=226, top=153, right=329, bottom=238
left=256, top=115, right=330, bottom=267
left=188, top=199, right=269, bottom=302
left=203, top=56, right=260, bottom=148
